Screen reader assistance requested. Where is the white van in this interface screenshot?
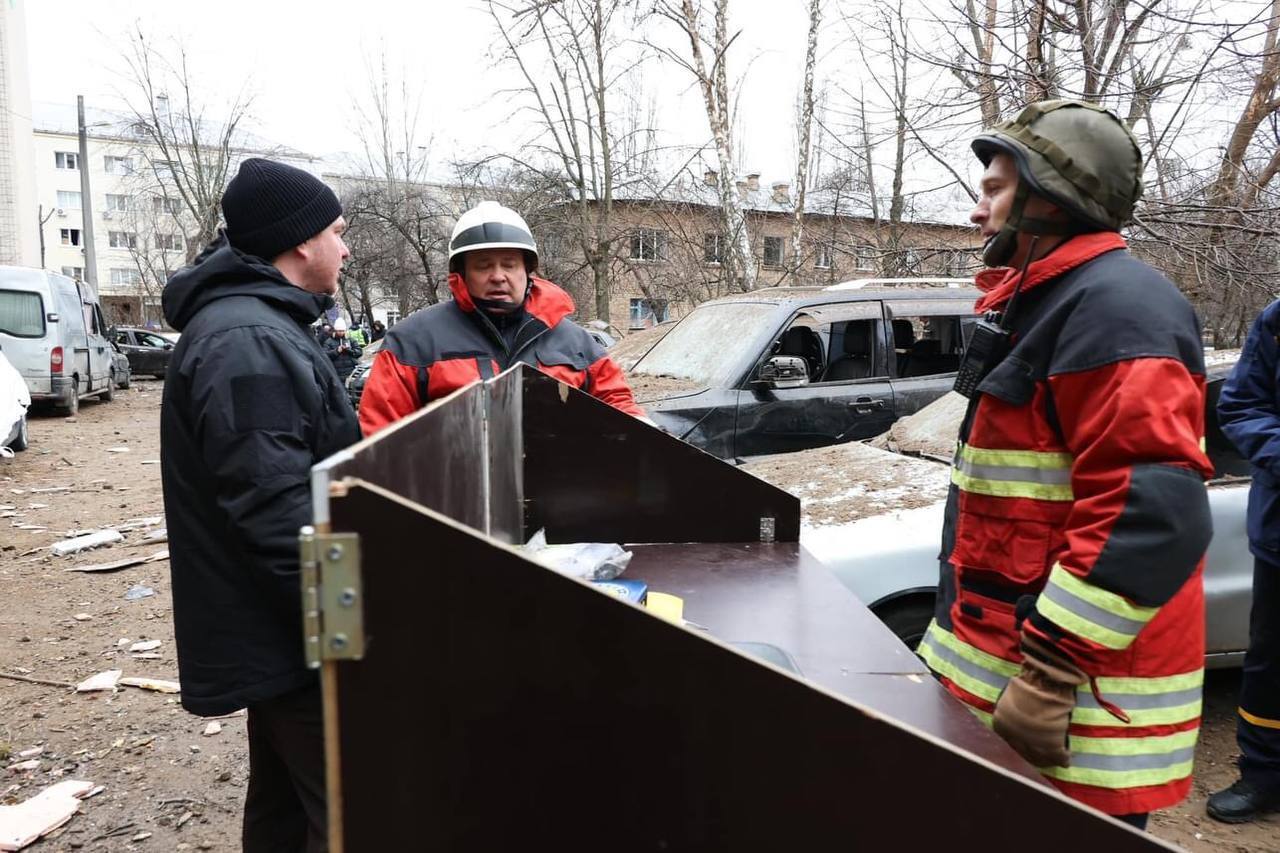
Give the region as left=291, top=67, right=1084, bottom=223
left=0, top=267, right=116, bottom=415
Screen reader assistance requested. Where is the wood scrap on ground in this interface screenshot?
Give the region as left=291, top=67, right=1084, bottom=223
left=0, top=779, right=96, bottom=852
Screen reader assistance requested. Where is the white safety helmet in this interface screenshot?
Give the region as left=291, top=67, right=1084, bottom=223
left=333, top=316, right=347, bottom=332
left=448, top=201, right=538, bottom=274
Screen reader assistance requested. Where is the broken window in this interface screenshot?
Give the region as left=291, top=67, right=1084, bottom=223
left=703, top=233, right=724, bottom=264
left=59, top=228, right=82, bottom=247
left=762, top=236, right=784, bottom=267
left=885, top=300, right=968, bottom=378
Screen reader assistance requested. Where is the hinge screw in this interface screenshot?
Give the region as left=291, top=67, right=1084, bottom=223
left=326, top=544, right=344, bottom=562
left=330, top=634, right=349, bottom=652
left=338, top=588, right=357, bottom=607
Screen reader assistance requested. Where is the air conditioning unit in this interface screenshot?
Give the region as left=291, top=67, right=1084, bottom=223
left=55, top=208, right=65, bottom=217
left=102, top=210, right=114, bottom=220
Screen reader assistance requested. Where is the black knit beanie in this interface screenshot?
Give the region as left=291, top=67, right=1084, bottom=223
left=221, top=158, right=342, bottom=262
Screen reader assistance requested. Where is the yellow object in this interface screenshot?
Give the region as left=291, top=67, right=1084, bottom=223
left=645, top=591, right=684, bottom=623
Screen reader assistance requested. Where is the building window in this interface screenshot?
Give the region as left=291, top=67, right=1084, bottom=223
left=155, top=233, right=183, bottom=251
left=60, top=266, right=84, bottom=280
left=855, top=245, right=876, bottom=271
left=59, top=228, right=82, bottom=247
left=153, top=196, right=181, bottom=215
left=56, top=190, right=82, bottom=210
left=945, top=250, right=970, bottom=277
left=55, top=151, right=80, bottom=170
left=629, top=229, right=665, bottom=261
left=814, top=243, right=833, bottom=269
left=703, top=232, right=724, bottom=264
left=103, top=155, right=135, bottom=175
left=110, top=268, right=143, bottom=286
left=762, top=236, right=784, bottom=267
left=108, top=231, right=138, bottom=249
left=104, top=194, right=132, bottom=212
left=902, top=248, right=922, bottom=272
left=384, top=310, right=401, bottom=327
left=629, top=298, right=670, bottom=330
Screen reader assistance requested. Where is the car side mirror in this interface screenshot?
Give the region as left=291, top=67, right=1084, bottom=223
left=758, top=355, right=809, bottom=389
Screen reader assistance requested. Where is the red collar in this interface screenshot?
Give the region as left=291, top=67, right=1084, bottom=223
left=973, top=232, right=1127, bottom=314
left=447, top=272, right=576, bottom=328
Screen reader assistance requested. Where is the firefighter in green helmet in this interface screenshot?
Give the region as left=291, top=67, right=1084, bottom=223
left=917, top=101, right=1214, bottom=828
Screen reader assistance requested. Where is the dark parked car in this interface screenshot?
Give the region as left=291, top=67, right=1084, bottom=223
left=112, top=327, right=175, bottom=378
left=630, top=279, right=980, bottom=459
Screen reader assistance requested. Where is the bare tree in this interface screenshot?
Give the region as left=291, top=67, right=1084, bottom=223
left=340, top=55, right=454, bottom=319
left=790, top=0, right=823, bottom=273
left=656, top=0, right=756, bottom=291
left=118, top=27, right=254, bottom=262
left=487, top=0, right=657, bottom=323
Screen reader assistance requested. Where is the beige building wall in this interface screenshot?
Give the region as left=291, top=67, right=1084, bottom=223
left=0, top=0, right=40, bottom=267
left=536, top=199, right=978, bottom=332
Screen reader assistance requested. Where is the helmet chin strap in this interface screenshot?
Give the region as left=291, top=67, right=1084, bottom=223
left=981, top=181, right=1081, bottom=267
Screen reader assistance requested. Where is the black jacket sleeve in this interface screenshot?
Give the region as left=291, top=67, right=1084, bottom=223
left=186, top=326, right=322, bottom=620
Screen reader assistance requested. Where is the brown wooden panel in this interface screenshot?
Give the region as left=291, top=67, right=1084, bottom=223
left=327, top=384, right=488, bottom=532
left=327, top=482, right=1171, bottom=852
left=520, top=369, right=802, bottom=544
left=485, top=367, right=524, bottom=544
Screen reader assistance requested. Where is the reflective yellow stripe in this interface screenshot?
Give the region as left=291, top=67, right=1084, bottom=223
left=959, top=446, right=1074, bottom=468
left=951, top=443, right=1075, bottom=501
left=1042, top=731, right=1199, bottom=787
left=1070, top=668, right=1204, bottom=727
left=1240, top=708, right=1280, bottom=730
left=918, top=620, right=1017, bottom=703
left=1036, top=563, right=1158, bottom=650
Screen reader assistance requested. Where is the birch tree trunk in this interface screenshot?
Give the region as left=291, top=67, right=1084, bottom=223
left=790, top=0, right=822, bottom=278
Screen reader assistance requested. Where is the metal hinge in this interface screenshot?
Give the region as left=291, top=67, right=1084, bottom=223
left=299, top=527, right=365, bottom=669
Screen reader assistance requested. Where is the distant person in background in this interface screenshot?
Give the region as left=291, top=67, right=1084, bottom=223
left=160, top=157, right=358, bottom=853
left=324, top=319, right=363, bottom=381
left=370, top=320, right=386, bottom=343
left=1210, top=303, right=1280, bottom=823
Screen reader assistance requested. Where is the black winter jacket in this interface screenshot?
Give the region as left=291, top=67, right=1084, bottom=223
left=323, top=334, right=363, bottom=380
left=160, top=235, right=361, bottom=716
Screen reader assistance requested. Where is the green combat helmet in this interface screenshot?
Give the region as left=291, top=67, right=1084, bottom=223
left=971, top=99, right=1144, bottom=267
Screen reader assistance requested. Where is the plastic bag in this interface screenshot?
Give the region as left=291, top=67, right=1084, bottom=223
left=523, top=529, right=633, bottom=581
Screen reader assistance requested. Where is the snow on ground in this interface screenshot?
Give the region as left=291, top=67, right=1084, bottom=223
left=741, top=440, right=950, bottom=528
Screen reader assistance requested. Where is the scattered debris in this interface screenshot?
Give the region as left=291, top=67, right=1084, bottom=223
left=202, top=722, right=221, bottom=737
left=176, top=811, right=194, bottom=829
left=119, top=677, right=180, bottom=694
left=25, top=504, right=47, bottom=510
left=142, top=528, right=168, bottom=544
left=74, top=670, right=122, bottom=693
left=105, top=447, right=131, bottom=454
left=50, top=530, right=123, bottom=557
left=115, top=516, right=163, bottom=532
left=129, top=641, right=161, bottom=653
left=71, top=614, right=92, bottom=622
left=139, top=460, right=160, bottom=465
left=5, top=761, right=39, bottom=773
left=123, top=585, right=155, bottom=601
left=0, top=779, right=96, bottom=851
left=28, top=487, right=70, bottom=495
left=132, top=831, right=152, bottom=841
left=131, top=653, right=160, bottom=661
left=13, top=749, right=41, bottom=762
left=67, top=549, right=168, bottom=574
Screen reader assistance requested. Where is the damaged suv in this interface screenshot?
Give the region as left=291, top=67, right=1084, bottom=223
left=629, top=280, right=980, bottom=459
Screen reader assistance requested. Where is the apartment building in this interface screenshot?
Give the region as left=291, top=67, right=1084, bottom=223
left=535, top=171, right=979, bottom=331
left=31, top=102, right=323, bottom=325
left=0, top=0, right=39, bottom=267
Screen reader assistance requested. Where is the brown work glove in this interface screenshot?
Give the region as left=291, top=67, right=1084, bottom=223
left=992, top=633, right=1087, bottom=768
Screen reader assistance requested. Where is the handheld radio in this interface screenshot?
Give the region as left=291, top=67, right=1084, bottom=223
left=953, top=238, right=1038, bottom=399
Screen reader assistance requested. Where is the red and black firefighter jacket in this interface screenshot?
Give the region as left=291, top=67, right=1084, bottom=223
left=359, top=273, right=643, bottom=436
left=918, top=232, right=1214, bottom=815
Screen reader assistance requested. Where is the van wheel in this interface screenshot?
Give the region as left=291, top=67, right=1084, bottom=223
left=9, top=415, right=28, bottom=451
left=99, top=380, right=114, bottom=402
left=117, top=369, right=130, bottom=390
left=60, top=377, right=79, bottom=416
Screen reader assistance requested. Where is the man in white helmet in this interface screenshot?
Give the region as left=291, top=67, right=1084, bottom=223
left=359, top=201, right=643, bottom=435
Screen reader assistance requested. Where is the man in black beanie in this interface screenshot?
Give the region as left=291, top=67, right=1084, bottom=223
left=160, top=158, right=360, bottom=853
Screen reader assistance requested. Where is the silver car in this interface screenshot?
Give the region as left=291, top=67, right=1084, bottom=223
left=753, top=363, right=1251, bottom=667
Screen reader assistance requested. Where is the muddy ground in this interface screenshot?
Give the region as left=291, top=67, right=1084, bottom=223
left=1, top=384, right=1276, bottom=851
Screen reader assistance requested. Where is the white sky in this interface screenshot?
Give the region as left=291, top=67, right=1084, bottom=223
left=23, top=0, right=822, bottom=181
